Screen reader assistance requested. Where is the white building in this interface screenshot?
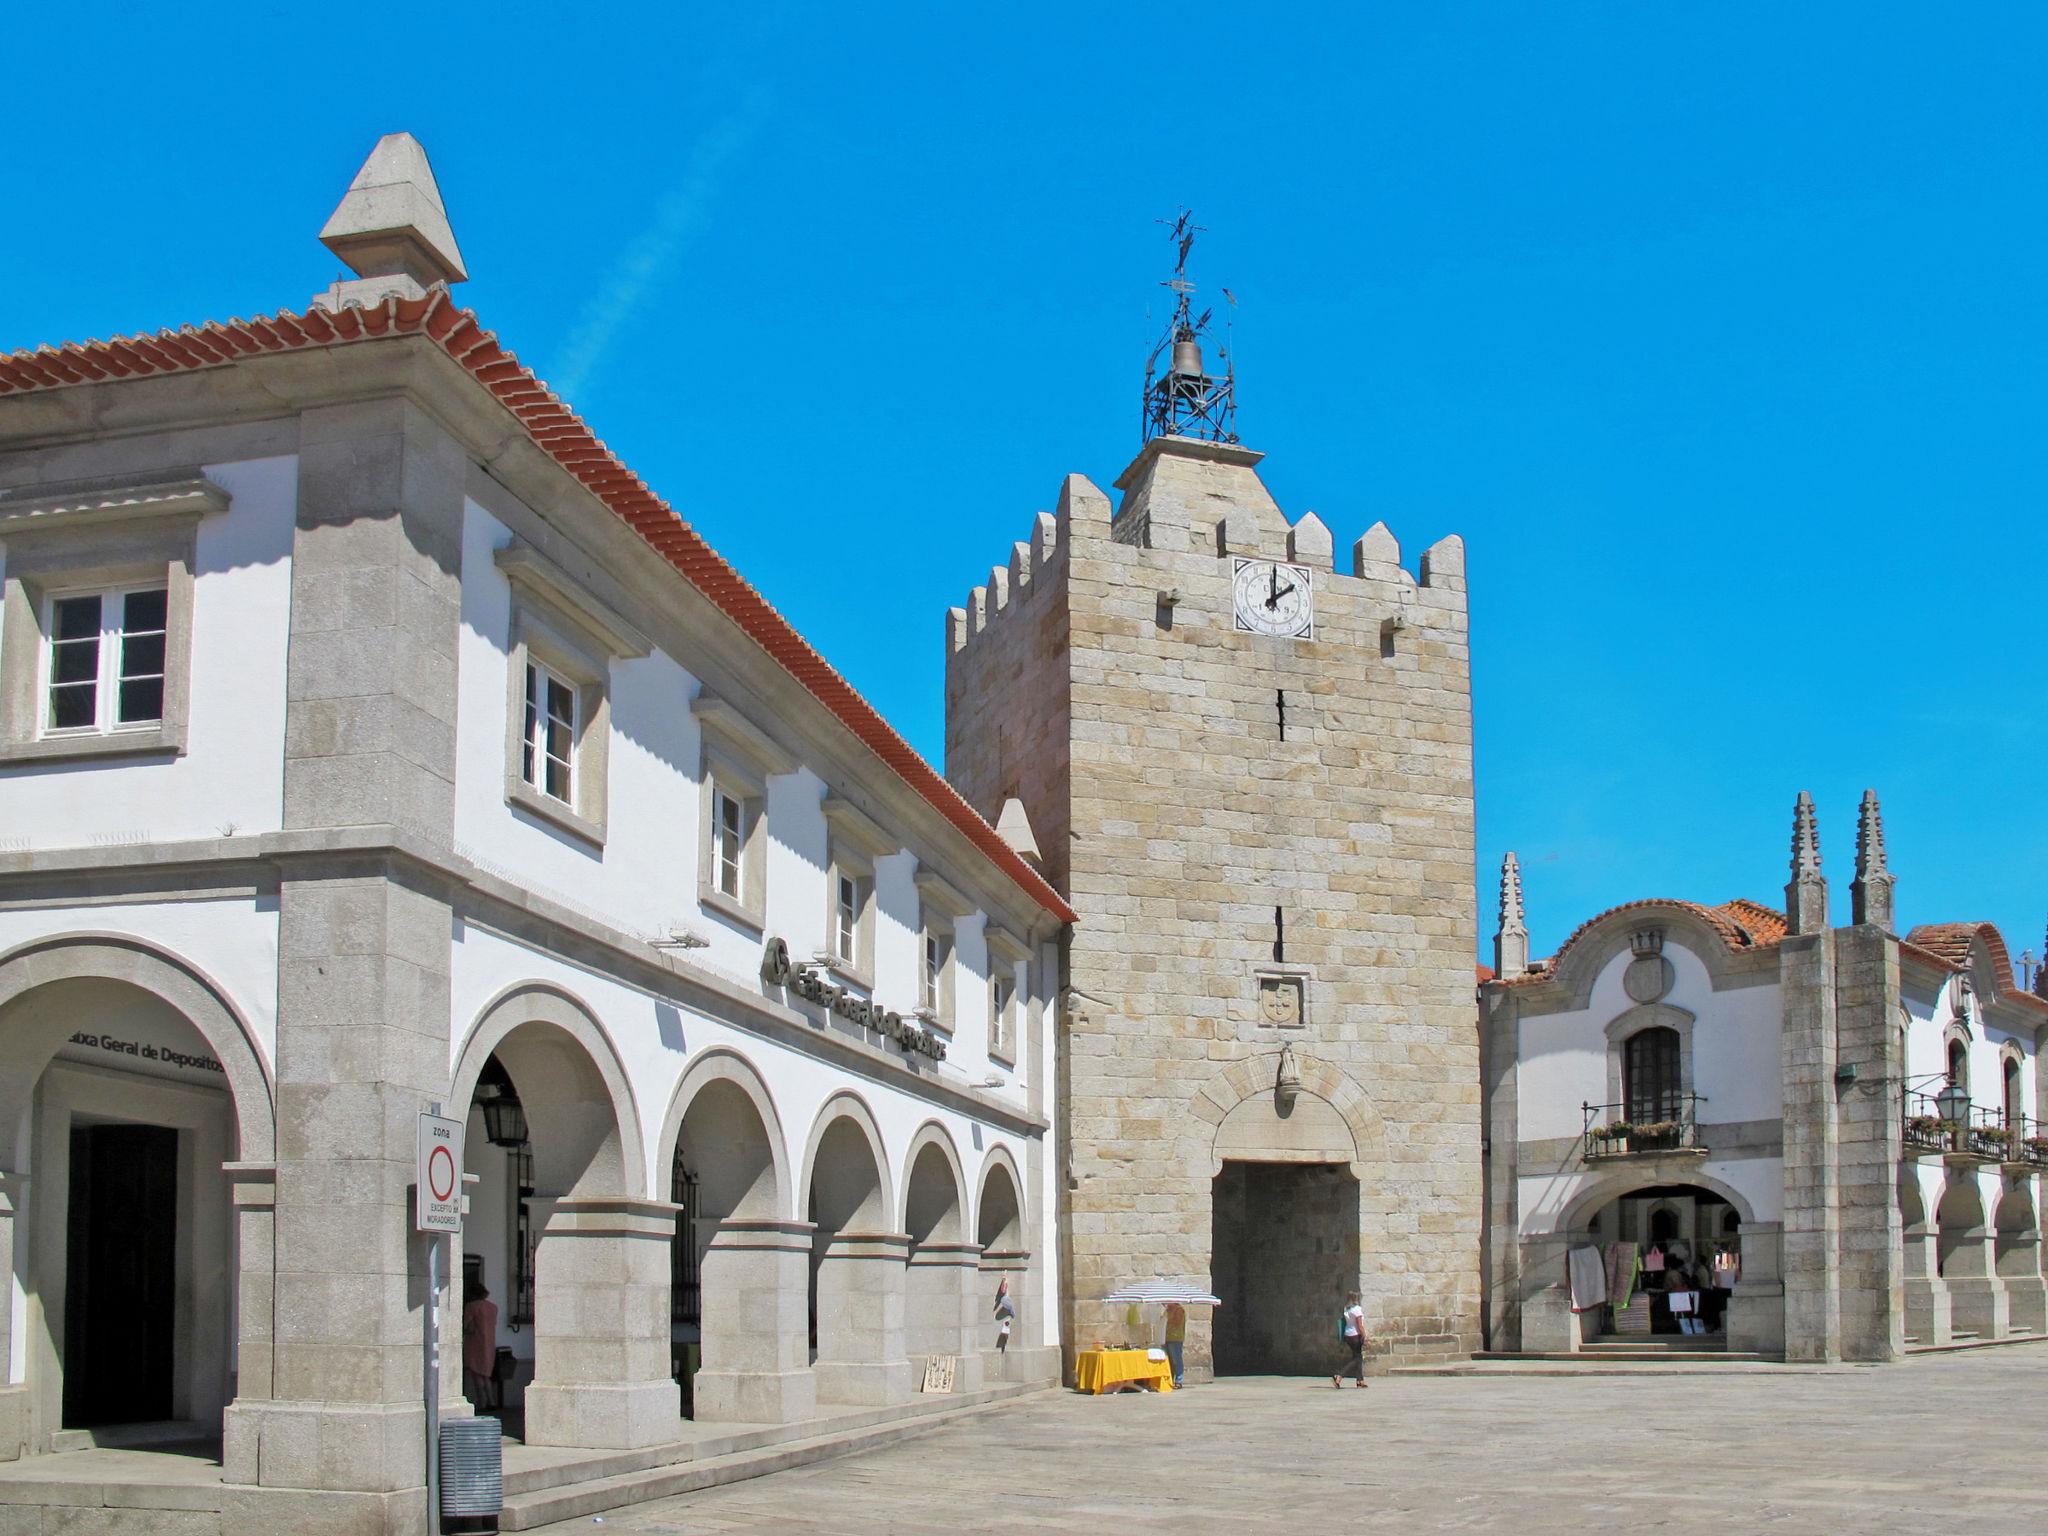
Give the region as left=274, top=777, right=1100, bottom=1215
left=0, top=135, right=1069, bottom=1532
left=1481, top=791, right=2048, bottom=1361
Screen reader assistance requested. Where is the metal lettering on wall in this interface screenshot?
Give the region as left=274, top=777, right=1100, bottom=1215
left=760, top=937, right=948, bottom=1062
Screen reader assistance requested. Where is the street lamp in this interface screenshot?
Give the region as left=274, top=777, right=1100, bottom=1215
left=1935, top=1077, right=1970, bottom=1131
left=477, top=1080, right=528, bottom=1148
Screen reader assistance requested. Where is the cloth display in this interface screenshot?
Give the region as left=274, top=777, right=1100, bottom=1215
left=1567, top=1245, right=1607, bottom=1312
left=1603, top=1241, right=1641, bottom=1312
left=1075, top=1349, right=1175, bottom=1394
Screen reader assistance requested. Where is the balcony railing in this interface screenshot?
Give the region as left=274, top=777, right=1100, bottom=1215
left=1583, top=1096, right=1708, bottom=1158
left=1904, top=1095, right=2048, bottom=1167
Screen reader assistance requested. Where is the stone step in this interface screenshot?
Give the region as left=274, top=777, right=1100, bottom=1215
left=501, top=1384, right=1051, bottom=1531
left=1468, top=1349, right=1776, bottom=1364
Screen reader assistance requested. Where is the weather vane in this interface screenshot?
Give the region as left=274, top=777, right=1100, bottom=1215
left=1141, top=210, right=1238, bottom=446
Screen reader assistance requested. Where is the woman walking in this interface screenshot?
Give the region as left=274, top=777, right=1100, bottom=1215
left=1332, top=1290, right=1369, bottom=1389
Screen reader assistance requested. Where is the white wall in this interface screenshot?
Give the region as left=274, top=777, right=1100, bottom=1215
left=0, top=455, right=295, bottom=850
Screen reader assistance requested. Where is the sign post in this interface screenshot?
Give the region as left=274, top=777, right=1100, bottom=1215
left=417, top=1107, right=463, bottom=1531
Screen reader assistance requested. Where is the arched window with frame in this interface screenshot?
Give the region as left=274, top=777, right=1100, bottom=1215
left=1947, top=1037, right=1969, bottom=1097
left=2002, top=1054, right=2023, bottom=1129
left=1623, top=1026, right=1683, bottom=1124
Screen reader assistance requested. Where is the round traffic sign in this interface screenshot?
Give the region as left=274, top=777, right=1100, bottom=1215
left=427, top=1143, right=457, bottom=1202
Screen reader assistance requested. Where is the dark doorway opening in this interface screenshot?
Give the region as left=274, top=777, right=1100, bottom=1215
left=63, top=1123, right=178, bottom=1427
left=1211, top=1160, right=1360, bottom=1374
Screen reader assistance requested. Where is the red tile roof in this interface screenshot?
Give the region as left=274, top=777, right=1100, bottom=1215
left=1497, top=896, right=1789, bottom=985
left=1903, top=922, right=2048, bottom=1013
left=0, top=290, right=1076, bottom=924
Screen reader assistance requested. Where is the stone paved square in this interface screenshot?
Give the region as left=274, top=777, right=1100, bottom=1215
left=540, top=1350, right=2048, bottom=1532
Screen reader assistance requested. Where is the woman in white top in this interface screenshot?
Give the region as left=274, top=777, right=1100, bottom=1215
left=1332, top=1291, right=1369, bottom=1390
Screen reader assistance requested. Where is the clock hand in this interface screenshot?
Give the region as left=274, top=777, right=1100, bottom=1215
left=1267, top=565, right=1278, bottom=606
left=1270, top=581, right=1296, bottom=605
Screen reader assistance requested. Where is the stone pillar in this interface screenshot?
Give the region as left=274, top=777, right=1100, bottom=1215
left=1940, top=1187, right=2009, bottom=1340
left=223, top=397, right=468, bottom=1536
left=0, top=1170, right=26, bottom=1462
left=1902, top=1215, right=1952, bottom=1347
left=219, top=1162, right=277, bottom=1481
left=813, top=1233, right=911, bottom=1407
left=522, top=1198, right=680, bottom=1450
left=906, top=1242, right=985, bottom=1393
left=1724, top=1222, right=1787, bottom=1355
left=978, top=1249, right=1031, bottom=1381
left=1832, top=926, right=1903, bottom=1361
left=693, top=1219, right=817, bottom=1424
left=1778, top=931, right=1841, bottom=1361
left=1516, top=1232, right=1586, bottom=1353
left=1994, top=1187, right=2048, bottom=1335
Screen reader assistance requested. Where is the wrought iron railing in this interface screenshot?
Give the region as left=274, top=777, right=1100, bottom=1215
left=1582, top=1096, right=1707, bottom=1156
left=1903, top=1094, right=2048, bottom=1164
left=2017, top=1116, right=2048, bottom=1170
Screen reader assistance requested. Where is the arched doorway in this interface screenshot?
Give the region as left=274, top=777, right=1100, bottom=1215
left=1936, top=1174, right=2006, bottom=1341
left=802, top=1096, right=904, bottom=1406
left=0, top=937, right=274, bottom=1459
left=903, top=1127, right=983, bottom=1394
left=1994, top=1182, right=2047, bottom=1334
left=1578, top=1182, right=1744, bottom=1340
left=976, top=1153, right=1028, bottom=1380
left=454, top=986, right=671, bottom=1451
left=664, top=1053, right=812, bottom=1425
left=1900, top=1163, right=1950, bottom=1347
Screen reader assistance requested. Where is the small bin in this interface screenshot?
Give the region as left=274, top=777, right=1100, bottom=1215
left=439, top=1414, right=503, bottom=1534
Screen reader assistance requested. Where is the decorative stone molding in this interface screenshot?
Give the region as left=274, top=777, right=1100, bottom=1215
left=1188, top=1050, right=1384, bottom=1172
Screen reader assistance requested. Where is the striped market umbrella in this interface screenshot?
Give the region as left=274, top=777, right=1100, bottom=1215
left=1103, top=1279, right=1223, bottom=1306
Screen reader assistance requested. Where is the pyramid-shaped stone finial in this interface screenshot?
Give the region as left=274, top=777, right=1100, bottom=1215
left=314, top=133, right=467, bottom=310
left=1785, top=791, right=1828, bottom=935
left=1850, top=788, right=1897, bottom=932
left=1493, top=851, right=1529, bottom=979
left=995, top=797, right=1044, bottom=873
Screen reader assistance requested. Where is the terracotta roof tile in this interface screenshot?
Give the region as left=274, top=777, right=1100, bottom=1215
left=0, top=291, right=1076, bottom=925
left=1497, top=895, right=1789, bottom=985
left=1903, top=922, right=2048, bottom=1012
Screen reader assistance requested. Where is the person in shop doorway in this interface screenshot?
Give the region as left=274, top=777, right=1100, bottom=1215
left=1162, top=1301, right=1187, bottom=1387
left=463, top=1280, right=500, bottom=1412
left=1332, top=1291, right=1369, bottom=1390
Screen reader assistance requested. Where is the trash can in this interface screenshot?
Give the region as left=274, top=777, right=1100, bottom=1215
left=439, top=1414, right=503, bottom=1534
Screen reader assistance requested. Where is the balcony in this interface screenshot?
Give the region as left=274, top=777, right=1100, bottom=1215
left=1583, top=1097, right=1708, bottom=1161
left=1903, top=1094, right=2048, bottom=1169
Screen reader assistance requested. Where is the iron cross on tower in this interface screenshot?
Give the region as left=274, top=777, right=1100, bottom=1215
left=1141, top=210, right=1239, bottom=446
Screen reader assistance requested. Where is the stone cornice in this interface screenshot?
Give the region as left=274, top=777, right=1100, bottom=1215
left=0, top=827, right=1049, bottom=1138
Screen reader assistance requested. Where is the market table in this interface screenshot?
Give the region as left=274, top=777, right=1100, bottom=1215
left=1076, top=1348, right=1175, bottom=1394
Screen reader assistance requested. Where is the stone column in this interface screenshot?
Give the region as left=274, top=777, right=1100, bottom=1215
left=1993, top=1185, right=2046, bottom=1334
left=1518, top=1231, right=1588, bottom=1352
left=1724, top=1222, right=1787, bottom=1355
left=523, top=1198, right=680, bottom=1450
left=1778, top=931, right=1842, bottom=1362
left=906, top=1242, right=985, bottom=1393
left=1940, top=1187, right=2009, bottom=1340
left=219, top=1162, right=277, bottom=1482
left=813, top=1232, right=911, bottom=1407
left=978, top=1249, right=1031, bottom=1382
left=1902, top=1214, right=1952, bottom=1347
left=0, top=1170, right=26, bottom=1462
left=1831, top=926, right=1904, bottom=1361
left=693, top=1219, right=817, bottom=1424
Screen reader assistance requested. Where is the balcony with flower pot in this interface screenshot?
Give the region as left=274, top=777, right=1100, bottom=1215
left=1582, top=1096, right=1708, bottom=1161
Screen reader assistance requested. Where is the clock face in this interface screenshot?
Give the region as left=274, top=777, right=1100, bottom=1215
left=1232, top=559, right=1314, bottom=638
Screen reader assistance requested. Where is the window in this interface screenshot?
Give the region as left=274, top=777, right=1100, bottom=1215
left=44, top=586, right=168, bottom=735
left=2002, top=1055, right=2021, bottom=1128
left=1623, top=1027, right=1682, bottom=1124
left=990, top=972, right=1015, bottom=1061
left=821, top=837, right=875, bottom=981
left=521, top=659, right=578, bottom=804
left=922, top=930, right=944, bottom=1013
left=713, top=787, right=748, bottom=901
left=835, top=871, right=862, bottom=963
left=1947, top=1037, right=1969, bottom=1096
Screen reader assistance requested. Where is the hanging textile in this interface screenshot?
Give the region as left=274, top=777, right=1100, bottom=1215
left=1567, top=1245, right=1607, bottom=1312
left=1603, top=1241, right=1641, bottom=1312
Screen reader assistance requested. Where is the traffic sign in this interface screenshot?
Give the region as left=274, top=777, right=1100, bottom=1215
left=416, top=1111, right=464, bottom=1232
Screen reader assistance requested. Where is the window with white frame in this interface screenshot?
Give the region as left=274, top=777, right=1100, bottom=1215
left=520, top=658, right=578, bottom=805
left=822, top=837, right=876, bottom=981
left=695, top=693, right=793, bottom=930
left=922, top=928, right=944, bottom=1014
left=44, top=586, right=168, bottom=734
left=989, top=972, right=1015, bottom=1061
left=834, top=869, right=862, bottom=963
left=712, top=785, right=750, bottom=902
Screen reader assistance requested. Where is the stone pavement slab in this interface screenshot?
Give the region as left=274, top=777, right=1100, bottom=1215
left=534, top=1348, right=2048, bottom=1533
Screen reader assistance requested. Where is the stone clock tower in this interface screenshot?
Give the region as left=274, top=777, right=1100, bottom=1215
left=944, top=420, right=1481, bottom=1375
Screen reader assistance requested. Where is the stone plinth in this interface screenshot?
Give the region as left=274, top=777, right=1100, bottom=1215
left=1903, top=1218, right=1953, bottom=1347
left=1724, top=1222, right=1787, bottom=1355
left=814, top=1232, right=912, bottom=1407
left=1941, top=1216, right=2008, bottom=1340
left=906, top=1242, right=985, bottom=1393
left=1995, top=1224, right=2048, bottom=1334
left=693, top=1219, right=817, bottom=1424
left=522, top=1197, right=680, bottom=1450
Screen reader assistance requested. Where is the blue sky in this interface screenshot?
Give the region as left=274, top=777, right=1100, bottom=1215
left=6, top=5, right=2043, bottom=970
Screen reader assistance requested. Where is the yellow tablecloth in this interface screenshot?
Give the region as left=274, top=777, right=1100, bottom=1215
left=1076, top=1349, right=1175, bottom=1394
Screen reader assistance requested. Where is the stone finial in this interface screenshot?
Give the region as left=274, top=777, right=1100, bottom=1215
left=1352, top=521, right=1402, bottom=578
left=1785, top=790, right=1828, bottom=935
left=995, top=797, right=1044, bottom=873
left=1287, top=511, right=1333, bottom=567
left=315, top=133, right=467, bottom=310
left=1850, top=788, right=1897, bottom=932
left=1493, top=851, right=1529, bottom=979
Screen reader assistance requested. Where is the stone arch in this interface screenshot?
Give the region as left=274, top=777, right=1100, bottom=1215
left=0, top=931, right=275, bottom=1166
left=661, top=1047, right=791, bottom=1222
left=452, top=981, right=645, bottom=1199
left=901, top=1121, right=969, bottom=1245
left=1935, top=1173, right=1989, bottom=1277
left=1188, top=1050, right=1383, bottom=1175
left=1557, top=1167, right=1759, bottom=1234
left=975, top=1144, right=1026, bottom=1252
left=800, top=1091, right=892, bottom=1236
